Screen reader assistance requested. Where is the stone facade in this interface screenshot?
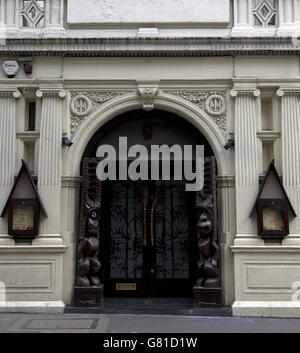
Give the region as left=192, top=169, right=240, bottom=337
left=0, top=0, right=300, bottom=317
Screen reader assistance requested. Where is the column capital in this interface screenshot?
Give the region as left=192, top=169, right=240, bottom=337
left=0, top=89, right=21, bottom=98
left=231, top=88, right=261, bottom=98
left=277, top=88, right=300, bottom=97
left=36, top=89, right=66, bottom=99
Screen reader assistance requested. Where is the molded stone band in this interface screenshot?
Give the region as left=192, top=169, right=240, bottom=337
left=277, top=88, right=300, bottom=97
left=0, top=90, right=21, bottom=98
left=230, top=89, right=261, bottom=98
left=36, top=89, right=66, bottom=98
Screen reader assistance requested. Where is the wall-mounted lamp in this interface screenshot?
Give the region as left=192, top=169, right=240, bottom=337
left=62, top=137, right=73, bottom=147
left=18, top=57, right=33, bottom=76
left=224, top=139, right=234, bottom=150
left=251, top=160, right=297, bottom=240
left=1, top=160, right=47, bottom=242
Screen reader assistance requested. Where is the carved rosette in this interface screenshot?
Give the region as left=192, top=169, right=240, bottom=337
left=166, top=90, right=227, bottom=135
left=70, top=91, right=128, bottom=138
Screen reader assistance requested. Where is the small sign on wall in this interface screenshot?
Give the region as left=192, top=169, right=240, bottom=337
left=116, top=283, right=137, bottom=291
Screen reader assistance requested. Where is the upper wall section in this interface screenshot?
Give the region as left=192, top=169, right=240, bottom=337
left=0, top=0, right=300, bottom=57
left=67, top=0, right=231, bottom=27
left=1, top=0, right=300, bottom=37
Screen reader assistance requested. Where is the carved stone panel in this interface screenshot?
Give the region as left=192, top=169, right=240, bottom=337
left=166, top=90, right=227, bottom=135
left=70, top=91, right=128, bottom=138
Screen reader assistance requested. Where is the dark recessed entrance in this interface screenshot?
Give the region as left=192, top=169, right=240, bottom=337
left=74, top=110, right=221, bottom=306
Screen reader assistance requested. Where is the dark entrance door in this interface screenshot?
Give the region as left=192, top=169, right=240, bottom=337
left=102, top=179, right=197, bottom=297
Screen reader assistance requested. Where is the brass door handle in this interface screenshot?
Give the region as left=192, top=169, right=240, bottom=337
left=150, top=190, right=162, bottom=247
left=141, top=184, right=149, bottom=247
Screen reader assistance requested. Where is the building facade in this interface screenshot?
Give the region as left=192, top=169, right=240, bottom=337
left=0, top=0, right=300, bottom=317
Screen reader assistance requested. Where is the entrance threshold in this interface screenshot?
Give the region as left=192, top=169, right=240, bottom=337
left=65, top=298, right=232, bottom=317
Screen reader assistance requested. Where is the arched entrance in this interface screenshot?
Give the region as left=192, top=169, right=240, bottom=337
left=74, top=109, right=221, bottom=306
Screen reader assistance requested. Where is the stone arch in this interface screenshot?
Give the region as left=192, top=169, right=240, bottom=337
left=65, top=91, right=232, bottom=178
left=65, top=90, right=235, bottom=306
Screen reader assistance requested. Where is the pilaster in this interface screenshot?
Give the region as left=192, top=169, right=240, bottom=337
left=45, top=0, right=66, bottom=37
left=231, top=85, right=262, bottom=245
left=277, top=88, right=300, bottom=242
left=0, top=89, right=21, bottom=245
left=232, top=0, right=255, bottom=37
left=34, top=88, right=66, bottom=246
left=278, top=0, right=300, bottom=36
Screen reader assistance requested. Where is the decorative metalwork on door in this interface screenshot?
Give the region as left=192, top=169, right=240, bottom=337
left=75, top=156, right=220, bottom=303
left=109, top=181, right=144, bottom=280
left=103, top=179, right=195, bottom=297
left=155, top=181, right=190, bottom=280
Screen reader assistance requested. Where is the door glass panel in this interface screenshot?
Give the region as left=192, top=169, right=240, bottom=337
left=109, top=181, right=144, bottom=279
left=155, top=181, right=190, bottom=279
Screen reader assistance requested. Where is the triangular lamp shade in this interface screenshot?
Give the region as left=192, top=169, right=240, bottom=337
left=251, top=160, right=296, bottom=239
left=1, top=160, right=46, bottom=240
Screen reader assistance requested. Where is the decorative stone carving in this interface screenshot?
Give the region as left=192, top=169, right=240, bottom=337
left=71, top=95, right=93, bottom=117
left=76, top=206, right=101, bottom=287
left=196, top=207, right=220, bottom=288
left=167, top=90, right=227, bottom=134
left=70, top=91, right=127, bottom=137
left=205, top=94, right=226, bottom=116
left=138, top=87, right=159, bottom=111
left=22, top=0, right=45, bottom=28
left=253, top=0, right=277, bottom=27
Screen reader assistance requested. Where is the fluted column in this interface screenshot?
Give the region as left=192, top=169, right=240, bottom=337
left=231, top=87, right=261, bottom=242
left=0, top=89, right=21, bottom=244
left=277, top=88, right=300, bottom=237
left=34, top=88, right=66, bottom=245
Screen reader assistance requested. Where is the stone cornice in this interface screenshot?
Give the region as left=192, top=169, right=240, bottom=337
left=0, top=37, right=299, bottom=57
